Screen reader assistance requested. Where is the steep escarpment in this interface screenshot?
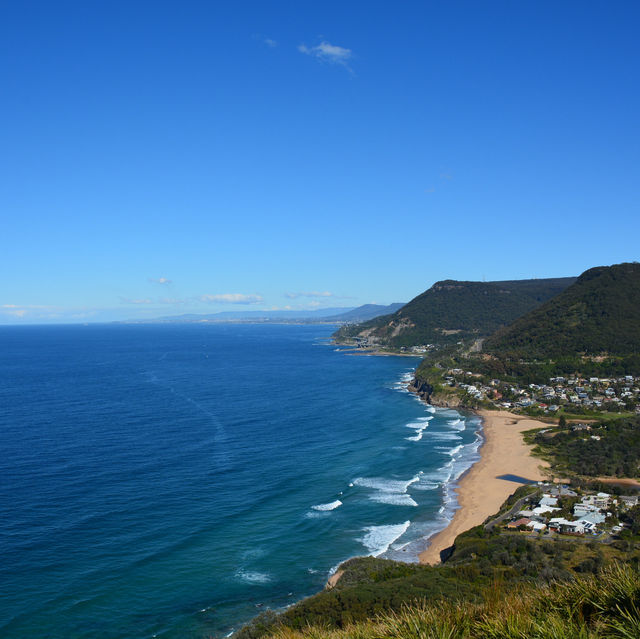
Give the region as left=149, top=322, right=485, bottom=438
left=485, top=262, right=640, bottom=359
left=334, top=277, right=575, bottom=349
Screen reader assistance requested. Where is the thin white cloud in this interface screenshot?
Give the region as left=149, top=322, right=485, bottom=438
left=199, top=294, right=264, bottom=305
left=264, top=38, right=278, bottom=48
left=285, top=291, right=334, bottom=299
left=1, top=303, right=49, bottom=309
left=149, top=277, right=172, bottom=285
left=120, top=297, right=154, bottom=305
left=285, top=291, right=354, bottom=300
left=298, top=41, right=352, bottom=68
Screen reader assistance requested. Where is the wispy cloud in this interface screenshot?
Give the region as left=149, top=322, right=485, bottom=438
left=149, top=277, right=172, bottom=285
left=439, top=172, right=453, bottom=180
left=298, top=41, right=353, bottom=69
left=120, top=297, right=154, bottom=305
left=285, top=291, right=354, bottom=300
left=199, top=294, right=264, bottom=305
left=264, top=38, right=278, bottom=48
left=0, top=303, right=97, bottom=321
left=1, top=303, right=55, bottom=317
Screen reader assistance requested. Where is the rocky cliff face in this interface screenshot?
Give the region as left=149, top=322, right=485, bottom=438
left=408, top=378, right=464, bottom=408
left=408, top=378, right=433, bottom=402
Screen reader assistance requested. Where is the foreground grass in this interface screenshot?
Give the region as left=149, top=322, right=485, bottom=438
left=268, top=564, right=640, bottom=639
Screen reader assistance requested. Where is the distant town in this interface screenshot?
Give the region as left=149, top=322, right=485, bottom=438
left=441, top=370, right=640, bottom=415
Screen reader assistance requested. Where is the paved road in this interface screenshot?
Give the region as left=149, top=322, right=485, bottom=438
left=485, top=491, right=539, bottom=530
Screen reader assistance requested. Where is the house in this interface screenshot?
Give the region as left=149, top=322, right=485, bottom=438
left=574, top=503, right=600, bottom=517
left=548, top=518, right=585, bottom=535
left=578, top=511, right=606, bottom=526
left=549, top=486, right=577, bottom=498
left=507, top=517, right=532, bottom=529
left=577, top=520, right=598, bottom=534
left=526, top=521, right=547, bottom=532
left=621, top=495, right=639, bottom=508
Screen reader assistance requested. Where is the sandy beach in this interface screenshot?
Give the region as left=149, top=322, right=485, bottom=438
left=418, top=409, right=551, bottom=565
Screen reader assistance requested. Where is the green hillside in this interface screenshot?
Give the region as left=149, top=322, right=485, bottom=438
left=485, top=262, right=640, bottom=358
left=264, top=564, right=640, bottom=639
left=334, top=277, right=575, bottom=348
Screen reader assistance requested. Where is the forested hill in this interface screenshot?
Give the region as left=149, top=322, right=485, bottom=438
left=484, top=262, right=640, bottom=358
left=333, top=277, right=576, bottom=348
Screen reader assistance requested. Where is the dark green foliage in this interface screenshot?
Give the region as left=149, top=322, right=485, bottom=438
left=485, top=262, right=640, bottom=359
left=334, top=277, right=575, bottom=348
left=267, top=565, right=640, bottom=639
left=534, top=416, right=640, bottom=477
left=451, top=351, right=640, bottom=385
left=622, top=505, right=640, bottom=535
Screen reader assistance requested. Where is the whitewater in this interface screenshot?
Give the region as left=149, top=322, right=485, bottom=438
left=0, top=323, right=481, bottom=638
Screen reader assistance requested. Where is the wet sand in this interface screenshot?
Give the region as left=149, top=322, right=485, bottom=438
left=418, top=409, right=550, bottom=564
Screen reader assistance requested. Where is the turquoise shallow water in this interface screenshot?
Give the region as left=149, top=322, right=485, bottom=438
left=0, top=324, right=481, bottom=638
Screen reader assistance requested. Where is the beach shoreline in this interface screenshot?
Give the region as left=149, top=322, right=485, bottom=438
left=418, top=409, right=551, bottom=565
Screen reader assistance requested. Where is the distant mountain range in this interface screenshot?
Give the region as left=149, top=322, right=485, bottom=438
left=123, top=303, right=405, bottom=324
left=485, top=262, right=640, bottom=358
left=334, top=277, right=577, bottom=348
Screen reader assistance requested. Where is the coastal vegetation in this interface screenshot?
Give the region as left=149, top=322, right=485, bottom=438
left=532, top=416, right=640, bottom=478
left=265, top=564, right=640, bottom=639
left=236, top=513, right=640, bottom=639
left=485, top=263, right=640, bottom=359
left=333, top=277, right=575, bottom=349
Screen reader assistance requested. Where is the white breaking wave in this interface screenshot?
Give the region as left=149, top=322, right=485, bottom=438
left=353, top=474, right=421, bottom=507
left=447, top=418, right=466, bottom=431
left=353, top=475, right=419, bottom=493
left=411, top=481, right=439, bottom=491
left=372, top=493, right=418, bottom=507
left=405, top=417, right=433, bottom=429
left=404, top=417, right=432, bottom=442
left=427, top=432, right=463, bottom=441
left=361, top=521, right=411, bottom=556
left=311, top=500, right=342, bottom=511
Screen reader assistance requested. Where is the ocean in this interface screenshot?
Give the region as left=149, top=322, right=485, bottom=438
left=0, top=324, right=481, bottom=638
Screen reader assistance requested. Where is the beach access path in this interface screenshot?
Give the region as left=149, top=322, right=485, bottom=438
left=419, top=409, right=550, bottom=565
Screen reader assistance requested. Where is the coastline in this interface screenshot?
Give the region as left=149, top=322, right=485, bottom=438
left=418, top=409, right=550, bottom=565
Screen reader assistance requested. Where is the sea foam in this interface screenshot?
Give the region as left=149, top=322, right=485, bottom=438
left=361, top=521, right=411, bottom=556
left=235, top=570, right=272, bottom=584
left=353, top=475, right=420, bottom=507
left=311, top=500, right=342, bottom=511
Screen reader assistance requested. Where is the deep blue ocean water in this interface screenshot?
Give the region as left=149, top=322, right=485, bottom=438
left=0, top=324, right=481, bottom=638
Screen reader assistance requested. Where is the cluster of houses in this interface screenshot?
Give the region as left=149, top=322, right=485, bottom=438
left=443, top=370, right=640, bottom=414
left=505, top=485, right=638, bottom=537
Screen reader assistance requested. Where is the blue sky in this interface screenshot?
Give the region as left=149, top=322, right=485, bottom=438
left=1, top=1, right=639, bottom=323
